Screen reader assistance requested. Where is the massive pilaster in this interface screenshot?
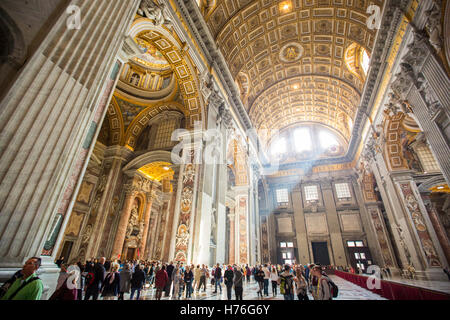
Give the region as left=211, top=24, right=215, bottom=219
left=292, top=184, right=311, bottom=265
left=320, top=179, right=347, bottom=266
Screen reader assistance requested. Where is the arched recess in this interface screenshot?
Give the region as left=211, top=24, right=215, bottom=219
left=382, top=111, right=423, bottom=172
left=123, top=150, right=175, bottom=175
left=107, top=97, right=125, bottom=145
left=128, top=18, right=204, bottom=128
left=123, top=101, right=189, bottom=149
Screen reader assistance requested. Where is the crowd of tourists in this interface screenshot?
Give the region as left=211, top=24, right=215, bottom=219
left=0, top=256, right=342, bottom=301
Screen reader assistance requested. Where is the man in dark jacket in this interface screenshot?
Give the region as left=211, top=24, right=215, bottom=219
left=213, top=263, right=222, bottom=294
left=84, top=257, right=106, bottom=300
left=130, top=264, right=145, bottom=300
left=224, top=265, right=234, bottom=300
left=165, top=262, right=174, bottom=297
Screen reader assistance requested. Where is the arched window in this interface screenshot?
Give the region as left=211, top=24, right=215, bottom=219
left=361, top=48, right=370, bottom=75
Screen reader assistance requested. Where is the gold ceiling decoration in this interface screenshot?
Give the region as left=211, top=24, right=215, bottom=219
left=203, top=0, right=381, bottom=145
left=138, top=161, right=174, bottom=182
left=429, top=184, right=450, bottom=194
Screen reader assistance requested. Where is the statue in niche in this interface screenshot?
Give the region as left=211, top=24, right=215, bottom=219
left=126, top=202, right=139, bottom=239
left=416, top=73, right=441, bottom=116
left=81, top=225, right=92, bottom=244
left=210, top=208, right=217, bottom=244
left=425, top=1, right=443, bottom=52
left=138, top=0, right=172, bottom=27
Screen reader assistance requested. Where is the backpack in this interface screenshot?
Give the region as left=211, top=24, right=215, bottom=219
left=328, top=278, right=339, bottom=298
left=321, top=277, right=338, bottom=298
left=85, top=272, right=95, bottom=287
left=280, top=275, right=294, bottom=295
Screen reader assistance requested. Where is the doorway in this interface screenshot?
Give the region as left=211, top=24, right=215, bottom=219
left=60, top=241, right=73, bottom=261
left=126, top=248, right=136, bottom=261
left=311, top=242, right=331, bottom=265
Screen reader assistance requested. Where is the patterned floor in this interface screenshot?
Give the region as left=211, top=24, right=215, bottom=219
left=116, top=276, right=387, bottom=301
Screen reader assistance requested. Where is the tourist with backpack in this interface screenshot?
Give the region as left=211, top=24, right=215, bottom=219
left=278, top=264, right=295, bottom=300
left=130, top=264, right=146, bottom=300
left=1, top=257, right=43, bottom=300
left=84, top=257, right=106, bottom=300
left=311, top=265, right=337, bottom=300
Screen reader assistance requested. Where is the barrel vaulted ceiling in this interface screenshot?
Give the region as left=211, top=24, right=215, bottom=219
left=201, top=0, right=383, bottom=145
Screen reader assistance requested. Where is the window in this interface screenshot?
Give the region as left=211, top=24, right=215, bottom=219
left=361, top=49, right=370, bottom=75
left=304, top=185, right=319, bottom=201
left=285, top=260, right=292, bottom=265
left=319, top=130, right=339, bottom=150
left=416, top=145, right=440, bottom=173
left=354, top=253, right=360, bottom=259
left=347, top=241, right=355, bottom=247
left=355, top=241, right=364, bottom=247
left=335, top=183, right=351, bottom=199
left=360, top=253, right=366, bottom=259
left=280, top=242, right=287, bottom=248
left=276, top=188, right=289, bottom=204
left=287, top=242, right=294, bottom=248
left=282, top=253, right=287, bottom=259
left=294, top=128, right=312, bottom=152
left=286, top=252, right=292, bottom=259
left=271, top=137, right=287, bottom=156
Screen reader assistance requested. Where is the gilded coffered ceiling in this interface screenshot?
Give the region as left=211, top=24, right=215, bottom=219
left=202, top=0, right=382, bottom=144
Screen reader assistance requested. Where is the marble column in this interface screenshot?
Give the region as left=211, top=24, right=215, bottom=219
left=292, top=184, right=310, bottom=265
left=87, top=146, right=132, bottom=258
left=320, top=179, right=347, bottom=266
left=421, top=193, right=450, bottom=265
left=111, top=187, right=137, bottom=260
left=139, top=190, right=155, bottom=260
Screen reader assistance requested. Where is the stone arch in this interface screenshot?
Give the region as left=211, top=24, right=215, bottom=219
left=123, top=101, right=188, bottom=149
left=128, top=18, right=204, bottom=128
left=0, top=6, right=26, bottom=66
left=382, top=111, right=423, bottom=172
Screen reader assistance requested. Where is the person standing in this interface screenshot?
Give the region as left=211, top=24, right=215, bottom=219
left=278, top=264, right=295, bottom=300
left=198, top=264, right=207, bottom=292
left=172, top=265, right=182, bottom=300
left=155, top=265, right=168, bottom=300
left=255, top=266, right=265, bottom=298
left=245, top=265, right=251, bottom=283
left=312, top=265, right=331, bottom=300
left=262, top=264, right=270, bottom=297
left=118, top=263, right=132, bottom=300
left=84, top=257, right=106, bottom=300
left=270, top=266, right=279, bottom=297
left=213, top=263, right=222, bottom=294
left=224, top=265, right=234, bottom=300
left=165, top=261, right=174, bottom=297
left=233, top=266, right=244, bottom=300
left=1, top=257, right=43, bottom=300
left=194, top=265, right=201, bottom=292
left=101, top=265, right=120, bottom=300
left=130, top=264, right=145, bottom=300
left=294, top=267, right=309, bottom=301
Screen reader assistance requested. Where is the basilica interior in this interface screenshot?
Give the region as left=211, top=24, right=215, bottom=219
left=0, top=0, right=449, bottom=300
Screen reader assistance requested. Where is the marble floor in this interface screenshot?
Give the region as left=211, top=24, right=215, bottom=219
left=114, top=276, right=387, bottom=301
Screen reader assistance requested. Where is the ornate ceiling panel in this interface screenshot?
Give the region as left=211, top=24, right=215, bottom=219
left=203, top=0, right=382, bottom=142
